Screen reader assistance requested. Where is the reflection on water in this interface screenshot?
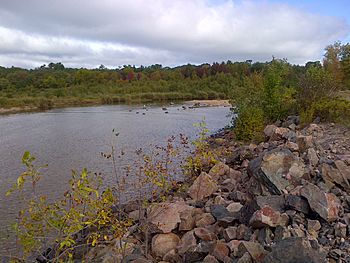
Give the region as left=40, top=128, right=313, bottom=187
left=0, top=103, right=231, bottom=254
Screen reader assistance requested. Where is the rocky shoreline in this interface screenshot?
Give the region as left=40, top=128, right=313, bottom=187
left=59, top=118, right=350, bottom=263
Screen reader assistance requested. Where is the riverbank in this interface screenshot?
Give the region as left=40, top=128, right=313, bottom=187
left=0, top=98, right=231, bottom=115
left=37, top=117, right=350, bottom=262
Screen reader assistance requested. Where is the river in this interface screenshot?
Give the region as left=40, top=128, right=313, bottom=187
left=0, top=103, right=231, bottom=255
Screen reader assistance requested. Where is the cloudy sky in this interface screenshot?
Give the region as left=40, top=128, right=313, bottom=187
left=0, top=0, right=349, bottom=68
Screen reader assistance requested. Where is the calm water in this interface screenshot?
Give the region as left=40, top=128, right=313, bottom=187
left=0, top=103, right=230, bottom=254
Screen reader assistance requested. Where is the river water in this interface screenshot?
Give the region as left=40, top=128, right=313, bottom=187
left=0, top=103, right=231, bottom=255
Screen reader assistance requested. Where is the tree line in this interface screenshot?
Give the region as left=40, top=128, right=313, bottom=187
left=0, top=42, right=349, bottom=110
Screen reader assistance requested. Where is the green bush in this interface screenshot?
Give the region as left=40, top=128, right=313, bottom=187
left=300, top=97, right=350, bottom=126
left=234, top=106, right=265, bottom=142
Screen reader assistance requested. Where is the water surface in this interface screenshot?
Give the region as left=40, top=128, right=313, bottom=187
left=0, top=103, right=230, bottom=254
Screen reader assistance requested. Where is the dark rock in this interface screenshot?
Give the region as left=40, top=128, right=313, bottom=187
left=177, top=230, right=197, bottom=255
left=210, top=204, right=238, bottom=224
left=285, top=195, right=310, bottom=214
left=262, top=237, right=326, bottom=263
left=300, top=183, right=341, bottom=222
left=248, top=149, right=306, bottom=195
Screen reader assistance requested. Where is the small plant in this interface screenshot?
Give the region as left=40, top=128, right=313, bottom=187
left=7, top=151, right=131, bottom=262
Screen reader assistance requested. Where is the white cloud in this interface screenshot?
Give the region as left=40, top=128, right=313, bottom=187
left=0, top=0, right=348, bottom=68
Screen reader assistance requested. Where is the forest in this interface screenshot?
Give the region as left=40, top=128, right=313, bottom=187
left=0, top=42, right=349, bottom=112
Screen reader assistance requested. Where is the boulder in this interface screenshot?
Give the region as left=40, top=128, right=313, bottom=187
left=255, top=195, right=285, bottom=212
left=179, top=209, right=197, bottom=231
left=264, top=125, right=278, bottom=139
left=163, top=249, right=181, bottom=263
left=210, top=204, right=237, bottom=224
left=237, top=252, right=253, bottom=263
left=188, top=172, right=218, bottom=201
left=307, top=148, right=319, bottom=167
left=238, top=241, right=267, bottom=262
left=177, top=230, right=197, bottom=255
left=223, top=226, right=237, bottom=241
left=249, top=205, right=288, bottom=228
left=195, top=213, right=216, bottom=227
left=203, top=254, right=219, bottom=263
left=263, top=237, right=326, bottom=263
left=226, top=202, right=243, bottom=213
left=148, top=202, right=193, bottom=233
left=297, top=135, right=314, bottom=153
left=151, top=233, right=180, bottom=258
left=211, top=241, right=229, bottom=262
left=285, top=195, right=310, bottom=214
left=300, top=183, right=341, bottom=222
left=322, top=163, right=350, bottom=190
left=248, top=149, right=306, bottom=195
left=194, top=227, right=217, bottom=241
left=209, top=162, right=230, bottom=180
left=307, top=219, right=321, bottom=232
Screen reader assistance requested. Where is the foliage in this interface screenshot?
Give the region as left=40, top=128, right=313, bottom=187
left=300, top=97, right=350, bottom=127
left=7, top=152, right=132, bottom=262
left=234, top=106, right=265, bottom=142
left=184, top=120, right=220, bottom=176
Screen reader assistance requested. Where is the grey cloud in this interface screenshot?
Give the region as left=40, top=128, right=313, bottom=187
left=0, top=0, right=348, bottom=68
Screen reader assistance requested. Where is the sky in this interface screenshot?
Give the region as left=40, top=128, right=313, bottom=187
left=0, top=0, right=349, bottom=69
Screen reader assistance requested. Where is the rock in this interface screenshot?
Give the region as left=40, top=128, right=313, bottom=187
left=194, top=227, right=217, bottom=241
left=223, top=226, right=237, bottom=241
left=307, top=148, right=319, bottom=167
left=188, top=172, right=218, bottom=201
left=335, top=160, right=350, bottom=181
left=196, top=213, right=216, bottom=227
left=285, top=195, right=310, bottom=214
left=177, top=230, right=197, bottom=255
left=236, top=224, right=252, bottom=241
left=322, top=163, right=350, bottom=190
left=212, top=241, right=229, bottom=262
left=179, top=209, right=195, bottom=231
left=264, top=125, right=278, bottom=139
left=226, top=202, right=243, bottom=213
left=263, top=237, right=326, bottom=263
left=210, top=204, right=237, bottom=224
left=300, top=183, right=341, bottom=222
left=151, top=233, right=180, bottom=259
left=334, top=222, right=347, bottom=238
left=297, top=135, right=314, bottom=153
left=209, top=162, right=230, bottom=180
left=286, top=141, right=299, bottom=152
left=255, top=195, right=285, bottom=212
left=227, top=240, right=242, bottom=256
left=163, top=249, right=181, bottom=263
left=203, top=254, right=219, bottom=263
left=148, top=202, right=193, bottom=233
left=248, top=149, right=306, bottom=195
left=307, top=219, right=321, bottom=232
left=271, top=127, right=290, bottom=141
left=237, top=252, right=253, bottom=263
left=274, top=226, right=291, bottom=241
left=238, top=241, right=267, bottom=262
left=249, top=205, right=288, bottom=228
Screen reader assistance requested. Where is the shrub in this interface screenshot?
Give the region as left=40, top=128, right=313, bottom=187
left=300, top=97, right=350, bottom=127
left=234, top=106, right=265, bottom=142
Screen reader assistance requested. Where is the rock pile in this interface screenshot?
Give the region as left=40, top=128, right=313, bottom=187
left=90, top=119, right=350, bottom=263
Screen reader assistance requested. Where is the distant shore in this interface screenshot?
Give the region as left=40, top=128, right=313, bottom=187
left=0, top=99, right=231, bottom=115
